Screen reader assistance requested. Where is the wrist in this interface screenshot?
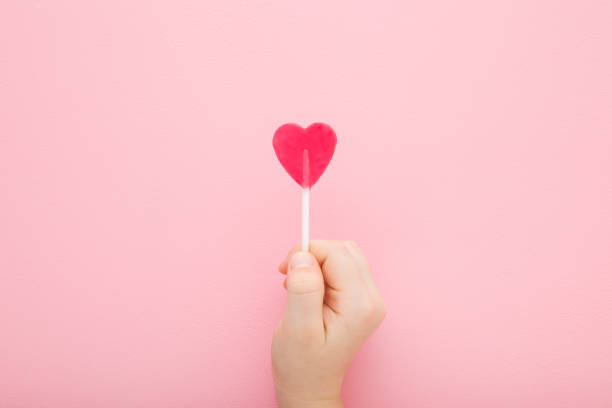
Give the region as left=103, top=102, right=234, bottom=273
left=276, top=394, right=342, bottom=408
left=275, top=387, right=342, bottom=408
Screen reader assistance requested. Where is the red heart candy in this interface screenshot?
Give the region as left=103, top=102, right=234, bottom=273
left=273, top=123, right=337, bottom=188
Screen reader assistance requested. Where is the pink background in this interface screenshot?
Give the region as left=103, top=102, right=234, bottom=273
left=1, top=1, right=611, bottom=407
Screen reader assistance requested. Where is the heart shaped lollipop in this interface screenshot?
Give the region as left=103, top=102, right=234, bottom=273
left=273, top=123, right=337, bottom=188
left=273, top=123, right=337, bottom=251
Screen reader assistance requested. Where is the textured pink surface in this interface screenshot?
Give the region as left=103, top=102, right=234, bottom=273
left=1, top=1, right=611, bottom=407
left=273, top=123, right=337, bottom=188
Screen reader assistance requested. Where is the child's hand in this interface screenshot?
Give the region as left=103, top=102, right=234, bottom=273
left=272, top=240, right=386, bottom=408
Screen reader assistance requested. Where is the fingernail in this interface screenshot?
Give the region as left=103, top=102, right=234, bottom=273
left=289, top=252, right=314, bottom=270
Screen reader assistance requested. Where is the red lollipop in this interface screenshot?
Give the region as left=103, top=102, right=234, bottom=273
left=273, top=123, right=337, bottom=188
left=273, top=123, right=337, bottom=250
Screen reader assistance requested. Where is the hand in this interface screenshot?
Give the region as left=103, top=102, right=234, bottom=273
left=272, top=240, right=386, bottom=408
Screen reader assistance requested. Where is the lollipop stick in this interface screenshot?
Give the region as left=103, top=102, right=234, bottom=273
left=302, top=187, right=309, bottom=251
left=302, top=149, right=310, bottom=252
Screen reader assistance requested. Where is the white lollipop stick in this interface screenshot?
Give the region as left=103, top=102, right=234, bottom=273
left=302, top=187, right=309, bottom=251
left=302, top=149, right=310, bottom=252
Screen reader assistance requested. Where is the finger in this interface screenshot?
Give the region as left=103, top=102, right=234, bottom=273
left=343, top=240, right=375, bottom=286
left=307, top=240, right=363, bottom=293
left=278, top=243, right=302, bottom=274
left=279, top=239, right=362, bottom=290
left=279, top=240, right=351, bottom=275
left=282, top=251, right=325, bottom=339
left=279, top=240, right=363, bottom=292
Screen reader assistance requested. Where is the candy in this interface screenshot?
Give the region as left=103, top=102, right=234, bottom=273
left=273, top=123, right=337, bottom=188
left=273, top=122, right=337, bottom=252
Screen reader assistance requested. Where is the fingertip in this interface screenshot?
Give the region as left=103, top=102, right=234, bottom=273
left=288, top=251, right=317, bottom=271
left=277, top=243, right=302, bottom=274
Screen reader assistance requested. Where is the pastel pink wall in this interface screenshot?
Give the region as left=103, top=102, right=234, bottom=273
left=1, top=1, right=611, bottom=407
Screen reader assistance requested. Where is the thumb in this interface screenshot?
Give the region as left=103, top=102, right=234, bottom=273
left=282, top=251, right=325, bottom=338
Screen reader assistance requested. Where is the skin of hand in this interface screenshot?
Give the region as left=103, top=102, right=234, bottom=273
left=272, top=240, right=386, bottom=408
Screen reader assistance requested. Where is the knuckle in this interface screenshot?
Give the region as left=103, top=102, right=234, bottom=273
left=344, top=240, right=359, bottom=250
left=360, top=294, right=387, bottom=324
left=331, top=240, right=349, bottom=252
left=340, top=241, right=353, bottom=254
left=362, top=299, right=377, bottom=319
left=334, top=246, right=356, bottom=267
